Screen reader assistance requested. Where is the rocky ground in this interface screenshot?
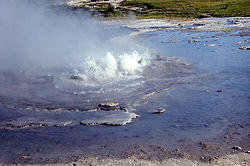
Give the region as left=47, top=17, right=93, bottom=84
left=103, top=17, right=250, bottom=34
left=8, top=153, right=247, bottom=166
left=0, top=116, right=249, bottom=165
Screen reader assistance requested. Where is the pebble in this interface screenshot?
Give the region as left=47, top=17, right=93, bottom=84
left=20, top=155, right=28, bottom=160
left=232, top=146, right=242, bottom=150
left=200, top=142, right=208, bottom=148
left=239, top=46, right=250, bottom=50
left=152, top=107, right=166, bottom=114
left=70, top=75, right=83, bottom=81
left=217, top=89, right=224, bottom=92
left=120, top=106, right=129, bottom=112
left=208, top=44, right=216, bottom=47
left=235, top=40, right=247, bottom=44
left=192, top=36, right=201, bottom=39
left=188, top=40, right=199, bottom=43
left=98, top=102, right=119, bottom=110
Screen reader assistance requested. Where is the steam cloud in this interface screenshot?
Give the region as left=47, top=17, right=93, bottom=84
left=0, top=0, right=150, bottom=81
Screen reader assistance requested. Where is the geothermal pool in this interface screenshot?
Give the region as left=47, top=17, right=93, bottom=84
left=0, top=0, right=250, bottom=164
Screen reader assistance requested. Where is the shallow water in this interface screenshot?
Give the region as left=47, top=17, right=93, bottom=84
left=1, top=26, right=249, bottom=163
left=1, top=1, right=250, bottom=163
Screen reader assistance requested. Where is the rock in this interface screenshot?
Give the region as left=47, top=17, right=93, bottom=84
left=98, top=102, right=119, bottom=110
left=178, top=23, right=184, bottom=28
left=239, top=46, right=250, bottom=50
left=245, top=151, right=250, bottom=154
left=20, top=155, right=28, bottom=160
left=193, top=23, right=206, bottom=26
left=207, top=44, right=216, bottom=47
left=152, top=107, right=166, bottom=114
left=70, top=76, right=83, bottom=81
left=80, top=111, right=139, bottom=126
left=87, top=108, right=100, bottom=112
left=227, top=19, right=240, bottom=25
left=235, top=40, right=247, bottom=44
left=192, top=36, right=201, bottom=39
left=120, top=106, right=129, bottom=112
left=232, top=146, right=242, bottom=150
left=217, top=89, right=224, bottom=92
left=200, top=142, right=208, bottom=148
left=188, top=40, right=199, bottom=43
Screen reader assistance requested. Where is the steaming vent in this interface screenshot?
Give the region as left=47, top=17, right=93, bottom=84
left=54, top=51, right=150, bottom=95
left=0, top=0, right=196, bottom=112
left=72, top=51, right=149, bottom=83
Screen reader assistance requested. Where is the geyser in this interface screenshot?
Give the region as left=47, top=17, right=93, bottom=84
left=0, top=0, right=153, bottom=110
left=0, top=0, right=196, bottom=128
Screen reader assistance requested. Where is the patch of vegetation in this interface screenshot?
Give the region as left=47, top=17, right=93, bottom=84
left=119, top=0, right=250, bottom=18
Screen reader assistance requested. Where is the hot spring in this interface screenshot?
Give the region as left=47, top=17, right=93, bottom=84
left=0, top=0, right=197, bottom=127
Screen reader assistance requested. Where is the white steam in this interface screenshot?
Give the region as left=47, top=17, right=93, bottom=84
left=73, top=51, right=149, bottom=83
left=0, top=0, right=151, bottom=83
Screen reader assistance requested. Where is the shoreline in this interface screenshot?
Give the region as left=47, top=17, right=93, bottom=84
left=1, top=120, right=249, bottom=165
left=102, top=17, right=250, bottom=35
left=42, top=153, right=250, bottom=166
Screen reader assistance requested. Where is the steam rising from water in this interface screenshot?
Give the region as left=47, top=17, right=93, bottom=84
left=0, top=0, right=150, bottom=79
left=0, top=1, right=198, bottom=128
left=0, top=0, right=195, bottom=113
left=0, top=0, right=156, bottom=109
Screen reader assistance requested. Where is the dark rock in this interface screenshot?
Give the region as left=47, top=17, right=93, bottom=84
left=227, top=19, right=240, bottom=25
left=152, top=107, right=166, bottom=114
left=120, top=106, right=129, bottom=112
left=193, top=23, right=206, bottom=26
left=188, top=40, right=199, bottom=43
left=239, top=46, right=250, bottom=50
left=70, top=76, right=83, bottom=81
left=200, top=142, right=208, bottom=148
left=20, top=155, right=28, bottom=160
left=232, top=146, right=242, bottom=150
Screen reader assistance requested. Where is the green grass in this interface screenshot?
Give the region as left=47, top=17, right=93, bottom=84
left=119, top=0, right=250, bottom=18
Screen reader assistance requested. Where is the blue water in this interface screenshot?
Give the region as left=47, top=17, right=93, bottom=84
left=0, top=22, right=250, bottom=163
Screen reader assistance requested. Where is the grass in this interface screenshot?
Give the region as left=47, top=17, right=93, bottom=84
left=119, top=0, right=250, bottom=18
